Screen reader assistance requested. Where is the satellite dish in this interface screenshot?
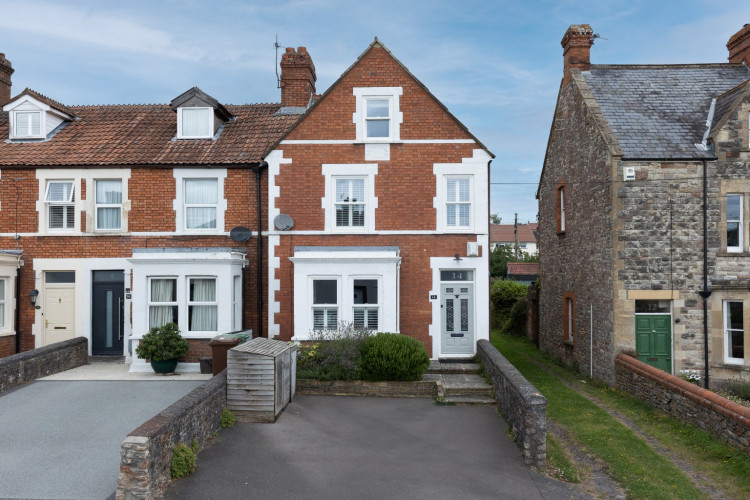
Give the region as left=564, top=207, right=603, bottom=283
left=274, top=214, right=295, bottom=231
left=230, top=226, right=253, bottom=242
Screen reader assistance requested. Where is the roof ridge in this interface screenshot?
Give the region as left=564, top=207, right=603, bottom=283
left=590, top=63, right=747, bottom=70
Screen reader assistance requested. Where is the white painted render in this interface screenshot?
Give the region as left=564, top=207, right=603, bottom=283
left=433, top=149, right=492, bottom=234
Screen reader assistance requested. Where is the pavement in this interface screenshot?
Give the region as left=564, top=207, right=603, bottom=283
left=166, top=395, right=590, bottom=500
left=0, top=360, right=207, bottom=500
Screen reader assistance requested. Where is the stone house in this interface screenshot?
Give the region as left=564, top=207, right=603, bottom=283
left=0, top=40, right=491, bottom=367
left=537, top=24, right=750, bottom=385
left=266, top=40, right=493, bottom=358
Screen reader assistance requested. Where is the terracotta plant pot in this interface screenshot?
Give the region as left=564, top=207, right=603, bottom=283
left=150, top=359, right=178, bottom=374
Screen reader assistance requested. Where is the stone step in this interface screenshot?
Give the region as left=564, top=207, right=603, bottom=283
left=439, top=394, right=497, bottom=406
left=440, top=373, right=494, bottom=397
left=427, top=360, right=480, bottom=374
left=443, top=385, right=494, bottom=397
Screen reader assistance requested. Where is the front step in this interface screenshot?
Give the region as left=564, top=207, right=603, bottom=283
left=427, top=360, right=480, bottom=374
left=441, top=394, right=497, bottom=406
left=442, top=374, right=494, bottom=397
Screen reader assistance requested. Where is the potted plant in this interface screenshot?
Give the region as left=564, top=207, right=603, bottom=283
left=135, top=323, right=190, bottom=374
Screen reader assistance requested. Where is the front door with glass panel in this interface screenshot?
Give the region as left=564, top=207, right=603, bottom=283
left=92, top=270, right=125, bottom=355
left=441, top=270, right=474, bottom=355
left=43, top=271, right=76, bottom=346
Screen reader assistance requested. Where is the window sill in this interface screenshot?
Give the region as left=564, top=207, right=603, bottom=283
left=713, top=361, right=747, bottom=370
left=563, top=338, right=575, bottom=347
left=717, top=252, right=750, bottom=257
left=0, top=330, right=15, bottom=338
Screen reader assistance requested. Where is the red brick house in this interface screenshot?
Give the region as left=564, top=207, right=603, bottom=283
left=0, top=54, right=298, bottom=370
left=538, top=24, right=750, bottom=386
left=0, top=40, right=492, bottom=367
left=266, top=41, right=493, bottom=358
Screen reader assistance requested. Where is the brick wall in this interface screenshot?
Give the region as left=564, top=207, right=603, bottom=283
left=477, top=339, right=547, bottom=467
left=615, top=354, right=750, bottom=455
left=538, top=73, right=616, bottom=382
left=116, top=370, right=227, bottom=499
left=0, top=335, right=14, bottom=358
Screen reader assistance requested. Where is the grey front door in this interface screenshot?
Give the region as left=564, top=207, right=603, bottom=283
left=441, top=283, right=474, bottom=355
left=92, top=270, right=124, bottom=356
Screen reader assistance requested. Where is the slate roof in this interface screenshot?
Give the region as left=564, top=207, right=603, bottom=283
left=0, top=102, right=298, bottom=166
left=582, top=64, right=750, bottom=160
left=490, top=223, right=537, bottom=243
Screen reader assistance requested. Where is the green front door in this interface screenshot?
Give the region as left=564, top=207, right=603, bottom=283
left=635, top=314, right=671, bottom=372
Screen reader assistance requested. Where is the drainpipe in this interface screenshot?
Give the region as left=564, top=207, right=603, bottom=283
left=250, top=161, right=268, bottom=338
left=14, top=262, right=20, bottom=354
left=698, top=158, right=711, bottom=389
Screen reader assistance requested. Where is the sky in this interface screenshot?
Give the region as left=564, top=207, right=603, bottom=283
left=1, top=0, right=749, bottom=225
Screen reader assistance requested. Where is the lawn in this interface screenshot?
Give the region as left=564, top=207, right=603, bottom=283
left=491, top=331, right=731, bottom=500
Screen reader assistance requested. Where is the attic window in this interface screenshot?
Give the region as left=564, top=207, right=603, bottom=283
left=177, top=107, right=213, bottom=139
left=13, top=110, right=42, bottom=138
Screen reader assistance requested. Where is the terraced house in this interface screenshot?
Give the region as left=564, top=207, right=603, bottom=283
left=538, top=24, right=750, bottom=386
left=0, top=40, right=491, bottom=369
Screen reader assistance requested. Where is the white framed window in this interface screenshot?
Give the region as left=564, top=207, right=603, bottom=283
left=185, top=178, right=218, bottom=229
left=232, top=275, right=241, bottom=331
left=322, top=164, right=377, bottom=232
left=353, top=87, right=403, bottom=142
left=558, top=184, right=567, bottom=232
left=188, top=277, right=217, bottom=333
left=95, top=179, right=122, bottom=231
left=173, top=169, right=227, bottom=234
left=14, top=111, right=42, bottom=138
left=335, top=178, right=366, bottom=228
left=312, top=279, right=338, bottom=330
left=353, top=278, right=378, bottom=330
left=149, top=277, right=178, bottom=329
left=724, top=300, right=744, bottom=364
left=0, top=278, right=6, bottom=329
left=45, top=180, right=75, bottom=230
left=177, top=107, right=213, bottom=139
left=727, top=194, right=743, bottom=252
left=446, top=177, right=471, bottom=229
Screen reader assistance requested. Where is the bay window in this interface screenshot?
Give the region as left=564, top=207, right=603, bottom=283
left=353, top=279, right=378, bottom=330
left=313, top=279, right=338, bottom=330
left=149, top=278, right=178, bottom=329
left=188, top=278, right=217, bottom=332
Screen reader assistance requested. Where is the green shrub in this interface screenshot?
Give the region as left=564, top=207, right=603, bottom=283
left=502, top=295, right=528, bottom=336
left=296, top=322, right=371, bottom=380
left=135, top=323, right=189, bottom=362
left=171, top=442, right=197, bottom=479
left=359, top=333, right=430, bottom=381
left=490, top=280, right=527, bottom=328
left=220, top=408, right=235, bottom=428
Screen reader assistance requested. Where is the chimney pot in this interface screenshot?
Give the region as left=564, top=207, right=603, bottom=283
left=561, top=24, right=594, bottom=86
left=727, top=24, right=750, bottom=65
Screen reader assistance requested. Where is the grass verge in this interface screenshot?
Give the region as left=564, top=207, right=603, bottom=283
left=546, top=434, right=580, bottom=483
left=491, top=331, right=707, bottom=500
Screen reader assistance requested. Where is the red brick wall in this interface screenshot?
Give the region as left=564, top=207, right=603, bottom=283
left=0, top=335, right=14, bottom=357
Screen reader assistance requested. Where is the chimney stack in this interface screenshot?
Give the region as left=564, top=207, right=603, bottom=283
left=280, top=46, right=316, bottom=108
left=561, top=24, right=594, bottom=86
left=0, top=52, right=13, bottom=106
left=728, top=24, right=750, bottom=65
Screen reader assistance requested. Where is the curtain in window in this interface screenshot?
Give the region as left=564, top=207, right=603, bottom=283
left=96, top=180, right=122, bottom=230
left=149, top=279, right=175, bottom=328
left=182, top=108, right=211, bottom=137
left=186, top=179, right=218, bottom=229
left=189, top=278, right=217, bottom=331
left=0, top=279, right=5, bottom=328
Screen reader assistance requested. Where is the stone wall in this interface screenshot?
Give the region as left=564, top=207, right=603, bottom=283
left=537, top=70, right=617, bottom=383
left=476, top=339, right=547, bottom=468
left=296, top=379, right=437, bottom=398
left=116, top=371, right=227, bottom=500
left=0, top=337, right=87, bottom=393
left=615, top=354, right=750, bottom=455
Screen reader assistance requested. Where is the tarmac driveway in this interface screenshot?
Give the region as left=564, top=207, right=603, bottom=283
left=0, top=379, right=204, bottom=499
left=167, top=396, right=588, bottom=500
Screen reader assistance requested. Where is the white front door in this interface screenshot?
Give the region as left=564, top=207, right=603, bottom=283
left=43, top=272, right=75, bottom=346
left=441, top=283, right=474, bottom=355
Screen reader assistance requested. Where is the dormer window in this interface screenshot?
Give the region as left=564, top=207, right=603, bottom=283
left=170, top=87, right=234, bottom=141
left=177, top=107, right=213, bottom=139
left=3, top=89, right=75, bottom=141
left=14, top=110, right=42, bottom=138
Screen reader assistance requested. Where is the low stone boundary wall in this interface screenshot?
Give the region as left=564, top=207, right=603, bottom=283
left=296, top=379, right=437, bottom=398
left=116, top=371, right=227, bottom=500
left=476, top=339, right=547, bottom=468
left=0, top=337, right=87, bottom=393
left=615, top=354, right=750, bottom=455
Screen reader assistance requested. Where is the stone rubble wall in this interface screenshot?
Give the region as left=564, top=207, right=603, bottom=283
left=116, top=371, right=227, bottom=500
left=615, top=354, right=750, bottom=455
left=0, top=337, right=87, bottom=393
left=477, top=339, right=547, bottom=468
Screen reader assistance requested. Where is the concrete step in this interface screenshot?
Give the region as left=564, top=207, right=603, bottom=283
left=440, top=394, right=497, bottom=406
left=440, top=373, right=494, bottom=397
